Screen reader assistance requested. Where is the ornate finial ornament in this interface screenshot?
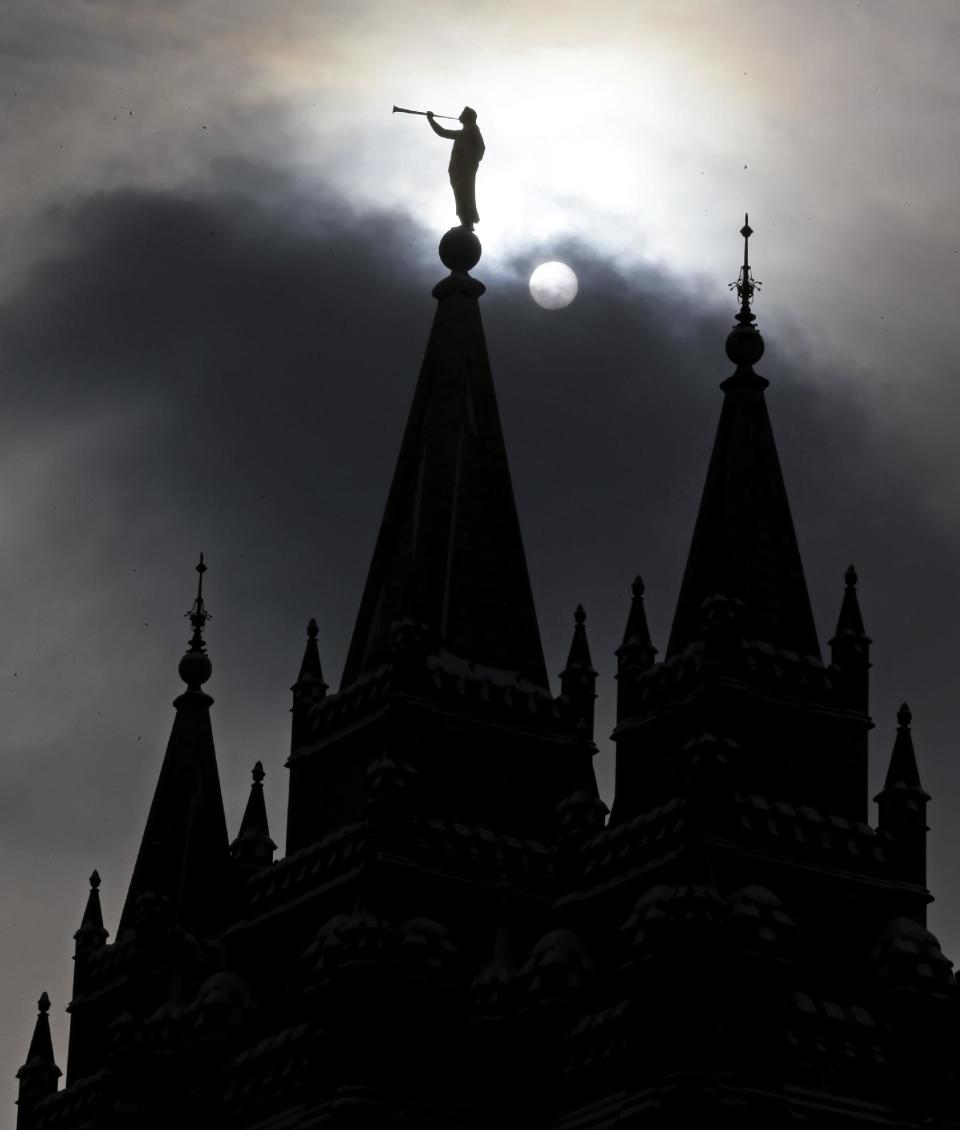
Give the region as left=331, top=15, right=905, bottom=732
left=178, top=554, right=213, bottom=690
left=38, top=992, right=51, bottom=1015
left=897, top=702, right=912, bottom=729
left=307, top=618, right=319, bottom=641
left=632, top=575, right=645, bottom=598
left=725, top=214, right=765, bottom=370
left=90, top=869, right=101, bottom=890
left=252, top=761, right=265, bottom=785
left=186, top=553, right=212, bottom=652
left=729, top=213, right=762, bottom=327
left=574, top=604, right=587, bottom=625
left=845, top=564, right=858, bottom=589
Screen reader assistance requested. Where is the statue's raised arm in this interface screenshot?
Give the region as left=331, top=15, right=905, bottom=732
left=427, top=106, right=484, bottom=231
left=426, top=112, right=459, bottom=141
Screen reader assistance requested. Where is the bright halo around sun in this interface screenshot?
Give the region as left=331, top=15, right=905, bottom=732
left=529, top=261, right=578, bottom=310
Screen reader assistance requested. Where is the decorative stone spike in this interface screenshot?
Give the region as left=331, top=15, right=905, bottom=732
left=231, top=761, right=277, bottom=870
left=559, top=605, right=597, bottom=741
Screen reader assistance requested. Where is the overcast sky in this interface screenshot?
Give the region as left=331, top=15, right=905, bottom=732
left=3, top=0, right=960, bottom=1111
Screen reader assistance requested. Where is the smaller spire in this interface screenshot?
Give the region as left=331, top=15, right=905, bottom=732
left=16, top=992, right=61, bottom=1127
left=829, top=564, right=871, bottom=712
left=559, top=604, right=597, bottom=739
left=291, top=617, right=329, bottom=751
left=883, top=702, right=923, bottom=792
left=231, top=761, right=277, bottom=869
left=725, top=214, right=765, bottom=372
left=564, top=604, right=593, bottom=669
left=834, top=564, right=867, bottom=636
left=616, top=576, right=657, bottom=672
left=178, top=554, right=213, bottom=691
left=296, top=618, right=327, bottom=688
left=875, top=703, right=929, bottom=891
left=74, top=870, right=108, bottom=949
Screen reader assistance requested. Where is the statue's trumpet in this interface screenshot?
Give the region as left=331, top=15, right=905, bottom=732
left=392, top=105, right=459, bottom=120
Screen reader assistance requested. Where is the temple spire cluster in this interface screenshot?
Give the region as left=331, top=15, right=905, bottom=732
left=16, top=211, right=946, bottom=1130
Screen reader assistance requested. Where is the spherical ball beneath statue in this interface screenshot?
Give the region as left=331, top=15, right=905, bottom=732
left=725, top=324, right=765, bottom=368
left=439, top=227, right=482, bottom=273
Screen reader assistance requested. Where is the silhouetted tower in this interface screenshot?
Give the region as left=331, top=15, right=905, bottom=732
left=615, top=575, right=657, bottom=723
left=614, top=216, right=871, bottom=825
left=65, top=872, right=108, bottom=1083
left=559, top=604, right=598, bottom=739
left=875, top=702, right=929, bottom=902
left=230, top=762, right=277, bottom=871
left=285, top=228, right=598, bottom=853
left=15, top=994, right=61, bottom=1130
left=17, top=215, right=956, bottom=1130
left=830, top=564, right=872, bottom=712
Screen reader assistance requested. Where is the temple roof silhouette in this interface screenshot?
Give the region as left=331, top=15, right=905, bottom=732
left=14, top=217, right=952, bottom=1130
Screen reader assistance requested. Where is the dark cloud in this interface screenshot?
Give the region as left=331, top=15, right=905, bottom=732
left=3, top=159, right=960, bottom=1104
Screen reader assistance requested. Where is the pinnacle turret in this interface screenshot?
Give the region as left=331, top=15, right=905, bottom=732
left=16, top=992, right=61, bottom=1130
left=67, top=872, right=109, bottom=1083
left=74, top=870, right=108, bottom=951
left=881, top=703, right=924, bottom=793
left=616, top=576, right=657, bottom=672
left=829, top=564, right=871, bottom=711
left=291, top=618, right=328, bottom=751
left=231, top=761, right=277, bottom=869
left=559, top=604, right=597, bottom=739
left=876, top=703, right=929, bottom=894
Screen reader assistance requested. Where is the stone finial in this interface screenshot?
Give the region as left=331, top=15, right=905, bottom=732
left=726, top=213, right=765, bottom=369
left=179, top=554, right=212, bottom=690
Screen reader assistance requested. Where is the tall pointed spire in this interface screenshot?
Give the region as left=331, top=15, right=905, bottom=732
left=341, top=237, right=548, bottom=688
left=16, top=992, right=61, bottom=1130
left=231, top=761, right=277, bottom=869
left=117, top=556, right=231, bottom=939
left=667, top=217, right=819, bottom=659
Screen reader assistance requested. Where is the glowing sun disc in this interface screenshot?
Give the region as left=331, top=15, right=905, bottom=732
left=529, top=261, right=578, bottom=309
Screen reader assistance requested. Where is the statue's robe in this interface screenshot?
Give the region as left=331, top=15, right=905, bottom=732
left=432, top=121, right=485, bottom=226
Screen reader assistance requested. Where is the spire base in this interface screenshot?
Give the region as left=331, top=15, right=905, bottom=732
left=432, top=273, right=486, bottom=300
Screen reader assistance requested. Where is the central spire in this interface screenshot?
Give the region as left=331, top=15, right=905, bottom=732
left=667, top=217, right=820, bottom=659
left=341, top=232, right=548, bottom=687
